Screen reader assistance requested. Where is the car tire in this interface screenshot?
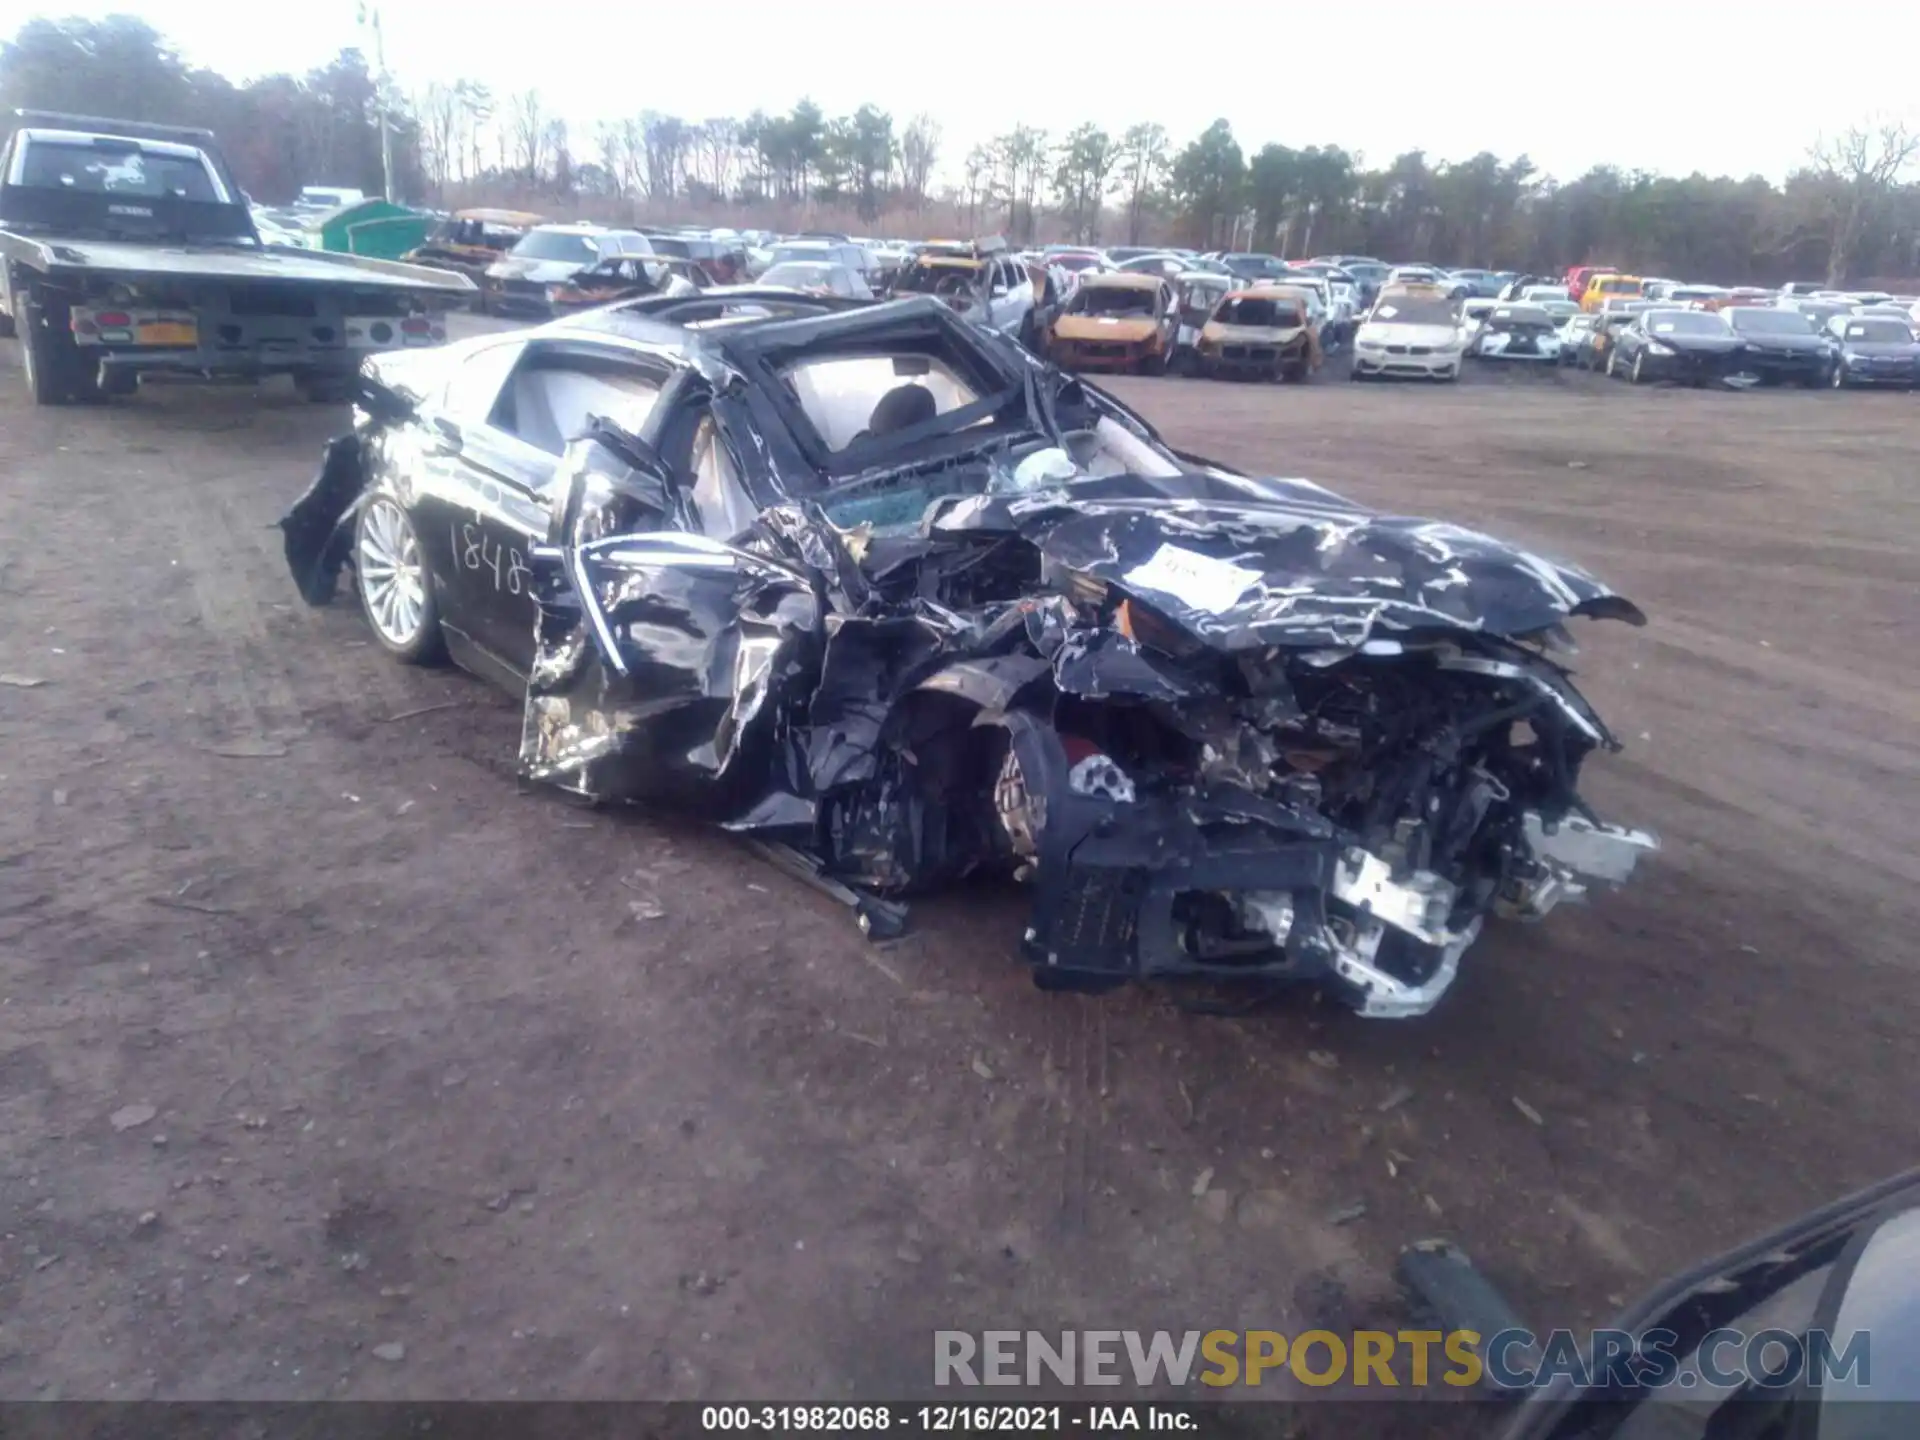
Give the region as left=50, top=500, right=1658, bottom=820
left=1605, top=350, right=1618, bottom=379
left=353, top=495, right=446, bottom=666
left=1138, top=352, right=1166, bottom=377
left=1630, top=352, right=1645, bottom=385
left=20, top=298, right=84, bottom=406
left=1831, top=364, right=1847, bottom=390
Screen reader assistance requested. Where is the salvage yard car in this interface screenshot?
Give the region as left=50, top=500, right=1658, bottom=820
left=1468, top=303, right=1563, bottom=362
left=1605, top=307, right=1743, bottom=385
left=403, top=208, right=545, bottom=291
left=482, top=223, right=657, bottom=318
left=1043, top=271, right=1177, bottom=374
left=1171, top=271, right=1233, bottom=360
left=1192, top=285, right=1319, bottom=380
left=1558, top=313, right=1600, bottom=368
left=1723, top=305, right=1831, bottom=386
left=280, top=290, right=1655, bottom=1017
left=1574, top=310, right=1641, bottom=372
left=888, top=238, right=1035, bottom=340
left=1823, top=313, right=1920, bottom=388
left=1351, top=286, right=1469, bottom=381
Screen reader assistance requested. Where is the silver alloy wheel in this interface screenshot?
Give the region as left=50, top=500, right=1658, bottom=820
left=357, top=497, right=428, bottom=649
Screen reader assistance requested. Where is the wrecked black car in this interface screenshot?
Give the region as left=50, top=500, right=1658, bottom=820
left=281, top=290, right=1656, bottom=1017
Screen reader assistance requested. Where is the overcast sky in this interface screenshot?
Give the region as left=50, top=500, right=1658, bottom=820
left=60, top=0, right=1920, bottom=184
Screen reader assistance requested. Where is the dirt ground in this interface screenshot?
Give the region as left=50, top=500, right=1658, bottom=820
left=0, top=330, right=1914, bottom=1421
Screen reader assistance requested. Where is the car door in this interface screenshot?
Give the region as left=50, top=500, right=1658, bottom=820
left=440, top=340, right=670, bottom=672
left=407, top=339, right=555, bottom=669
left=982, top=259, right=1009, bottom=330
left=1614, top=317, right=1644, bottom=368
left=1155, top=282, right=1177, bottom=350
left=989, top=258, right=1026, bottom=332
left=405, top=337, right=530, bottom=655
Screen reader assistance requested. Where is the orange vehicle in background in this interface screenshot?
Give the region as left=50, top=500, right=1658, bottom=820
left=1565, top=263, right=1620, bottom=304
left=1579, top=272, right=1645, bottom=311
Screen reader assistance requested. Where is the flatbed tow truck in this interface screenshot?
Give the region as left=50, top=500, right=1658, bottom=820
left=0, top=110, right=473, bottom=404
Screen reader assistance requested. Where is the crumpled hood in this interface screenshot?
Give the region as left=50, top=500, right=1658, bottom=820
left=931, top=470, right=1644, bottom=650
left=1053, top=313, right=1159, bottom=343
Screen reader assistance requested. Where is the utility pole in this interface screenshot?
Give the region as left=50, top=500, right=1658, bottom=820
left=357, top=1, right=395, bottom=201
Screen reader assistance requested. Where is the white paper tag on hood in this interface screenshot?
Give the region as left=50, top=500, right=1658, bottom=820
left=1123, top=544, right=1262, bottom=613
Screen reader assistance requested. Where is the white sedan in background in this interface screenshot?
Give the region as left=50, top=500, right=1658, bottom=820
left=1351, top=290, right=1470, bottom=380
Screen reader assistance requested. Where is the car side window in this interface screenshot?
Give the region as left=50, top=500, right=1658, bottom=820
left=487, top=349, right=665, bottom=460
left=440, top=340, right=527, bottom=425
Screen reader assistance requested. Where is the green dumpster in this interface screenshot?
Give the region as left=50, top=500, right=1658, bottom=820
left=312, top=199, right=432, bottom=261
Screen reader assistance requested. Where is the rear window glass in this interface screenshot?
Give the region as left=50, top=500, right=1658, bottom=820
left=20, top=140, right=224, bottom=202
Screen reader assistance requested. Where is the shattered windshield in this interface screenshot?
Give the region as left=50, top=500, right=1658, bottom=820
left=511, top=230, right=601, bottom=262
left=20, top=140, right=225, bottom=202
left=1214, top=296, right=1303, bottom=327
left=1068, top=285, right=1158, bottom=317
left=780, top=354, right=982, bottom=452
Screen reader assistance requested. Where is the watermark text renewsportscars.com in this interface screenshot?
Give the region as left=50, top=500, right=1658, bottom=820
left=934, top=1328, right=1872, bottom=1391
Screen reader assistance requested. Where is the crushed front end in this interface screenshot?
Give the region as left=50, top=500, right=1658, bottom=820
left=988, top=626, right=1655, bottom=1016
